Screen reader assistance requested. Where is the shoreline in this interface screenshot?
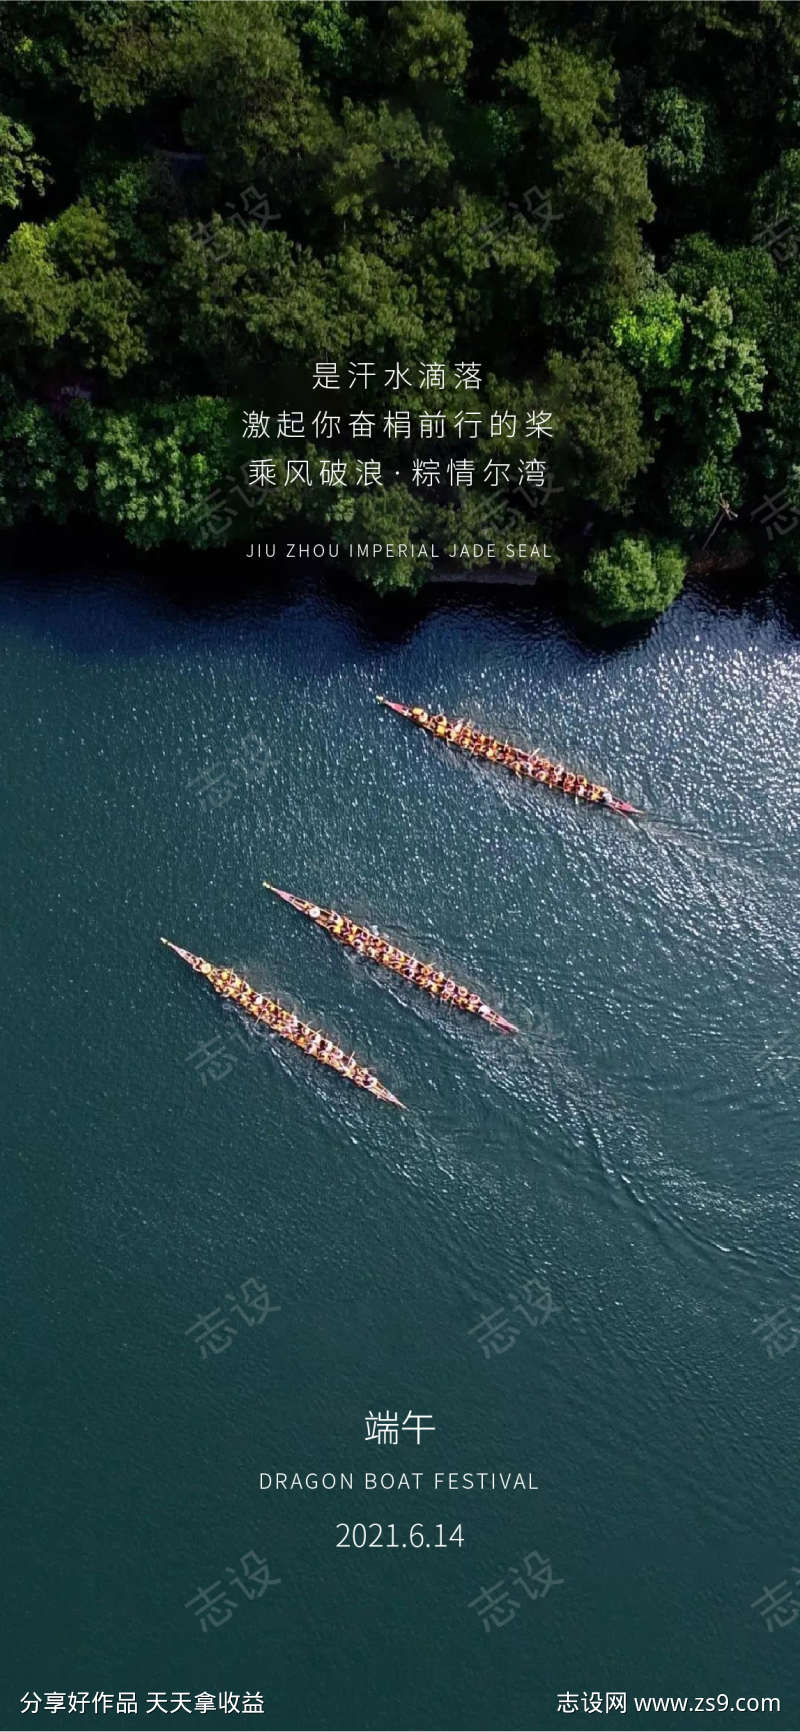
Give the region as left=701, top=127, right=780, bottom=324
left=0, top=525, right=781, bottom=633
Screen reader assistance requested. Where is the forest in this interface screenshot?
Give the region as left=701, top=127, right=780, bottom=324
left=0, top=0, right=799, bottom=621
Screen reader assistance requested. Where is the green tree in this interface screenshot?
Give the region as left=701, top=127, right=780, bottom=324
left=322, top=100, right=453, bottom=221
left=83, top=398, right=240, bottom=549
left=0, top=201, right=147, bottom=375
left=164, top=222, right=334, bottom=384
left=0, top=113, right=46, bottom=208
left=613, top=283, right=765, bottom=486
left=611, top=286, right=683, bottom=392
left=169, top=1, right=333, bottom=186
left=0, top=391, right=88, bottom=525
left=291, top=0, right=369, bottom=82
left=385, top=1, right=471, bottom=87
left=752, top=148, right=800, bottom=238
left=643, top=89, right=711, bottom=183
left=0, top=222, right=72, bottom=350
left=547, top=343, right=652, bottom=510
left=580, top=533, right=686, bottom=624
left=667, top=236, right=776, bottom=344
left=673, top=288, right=764, bottom=452
left=665, top=454, right=740, bottom=533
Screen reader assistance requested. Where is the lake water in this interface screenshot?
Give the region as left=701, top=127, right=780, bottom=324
left=3, top=561, right=799, bottom=1731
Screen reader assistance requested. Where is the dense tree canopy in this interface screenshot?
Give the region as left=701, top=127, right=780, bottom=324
left=0, top=0, right=798, bottom=616
left=581, top=530, right=686, bottom=624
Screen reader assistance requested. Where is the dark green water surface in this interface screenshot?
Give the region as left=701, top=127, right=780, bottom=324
left=3, top=567, right=799, bottom=1731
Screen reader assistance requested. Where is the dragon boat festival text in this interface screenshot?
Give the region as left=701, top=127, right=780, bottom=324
left=259, top=1470, right=539, bottom=1491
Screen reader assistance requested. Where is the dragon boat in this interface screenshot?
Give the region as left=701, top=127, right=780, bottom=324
left=161, top=939, right=404, bottom=1107
left=264, top=886, right=517, bottom=1033
left=376, top=697, right=641, bottom=816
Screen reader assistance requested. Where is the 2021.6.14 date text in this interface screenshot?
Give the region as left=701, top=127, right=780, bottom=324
left=336, top=1523, right=464, bottom=1549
